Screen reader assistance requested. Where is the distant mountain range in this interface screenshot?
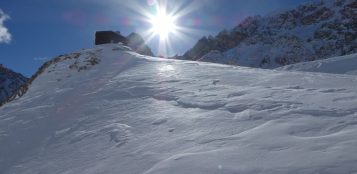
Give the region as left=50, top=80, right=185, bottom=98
left=0, top=64, right=28, bottom=105
left=180, top=0, right=356, bottom=68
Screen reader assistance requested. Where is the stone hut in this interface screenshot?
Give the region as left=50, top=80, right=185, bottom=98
left=95, top=31, right=128, bottom=45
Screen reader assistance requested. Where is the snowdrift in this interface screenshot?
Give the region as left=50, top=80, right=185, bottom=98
left=1, top=44, right=357, bottom=174
left=277, top=53, right=357, bottom=75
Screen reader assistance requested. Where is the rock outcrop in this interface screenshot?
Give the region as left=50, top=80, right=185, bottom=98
left=0, top=64, right=28, bottom=105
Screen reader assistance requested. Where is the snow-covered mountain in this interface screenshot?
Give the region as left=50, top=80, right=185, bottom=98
left=0, top=64, right=28, bottom=105
left=183, top=0, right=356, bottom=68
left=277, top=53, right=357, bottom=75
left=1, top=44, right=357, bottom=174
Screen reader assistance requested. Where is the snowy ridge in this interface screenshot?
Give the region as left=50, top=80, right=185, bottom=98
left=183, top=0, right=356, bottom=68
left=277, top=53, right=357, bottom=75
left=1, top=47, right=103, bottom=106
left=0, top=64, right=28, bottom=105
left=1, top=44, right=357, bottom=173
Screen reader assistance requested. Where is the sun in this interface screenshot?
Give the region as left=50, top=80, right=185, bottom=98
left=149, top=9, right=177, bottom=40
left=124, top=0, right=200, bottom=56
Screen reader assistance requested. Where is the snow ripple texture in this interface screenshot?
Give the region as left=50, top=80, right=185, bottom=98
left=1, top=44, right=357, bottom=174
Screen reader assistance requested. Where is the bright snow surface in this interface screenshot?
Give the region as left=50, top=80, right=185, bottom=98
left=277, top=53, right=357, bottom=75
left=1, top=44, right=357, bottom=174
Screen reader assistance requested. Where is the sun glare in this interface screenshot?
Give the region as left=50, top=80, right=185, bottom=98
left=149, top=9, right=177, bottom=40
left=124, top=0, right=200, bottom=56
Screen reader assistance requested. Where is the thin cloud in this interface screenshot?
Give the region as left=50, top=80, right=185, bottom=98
left=33, top=57, right=49, bottom=62
left=0, top=9, right=11, bottom=44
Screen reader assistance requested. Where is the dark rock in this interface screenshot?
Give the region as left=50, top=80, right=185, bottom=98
left=0, top=65, right=28, bottom=106
left=184, top=36, right=218, bottom=60
left=301, top=7, right=334, bottom=25
left=95, top=31, right=128, bottom=45
left=340, top=1, right=357, bottom=19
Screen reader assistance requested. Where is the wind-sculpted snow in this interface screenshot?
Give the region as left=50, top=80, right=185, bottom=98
left=1, top=44, right=357, bottom=174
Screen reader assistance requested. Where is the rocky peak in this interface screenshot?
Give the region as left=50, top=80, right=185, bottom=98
left=0, top=64, right=28, bottom=105
left=182, top=0, right=356, bottom=68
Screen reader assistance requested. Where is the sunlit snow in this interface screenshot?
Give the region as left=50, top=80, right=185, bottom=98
left=1, top=44, right=357, bottom=174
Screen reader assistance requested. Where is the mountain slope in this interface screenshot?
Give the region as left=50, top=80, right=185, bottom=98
left=1, top=44, right=357, bottom=174
left=183, top=0, right=356, bottom=68
left=277, top=53, right=357, bottom=75
left=0, top=64, right=28, bottom=105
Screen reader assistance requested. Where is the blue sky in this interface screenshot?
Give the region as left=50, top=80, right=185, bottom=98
left=0, top=0, right=314, bottom=76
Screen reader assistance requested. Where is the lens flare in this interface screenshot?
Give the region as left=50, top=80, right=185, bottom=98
left=117, top=0, right=205, bottom=56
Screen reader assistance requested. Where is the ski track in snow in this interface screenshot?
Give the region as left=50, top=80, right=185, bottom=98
left=1, top=44, right=357, bottom=174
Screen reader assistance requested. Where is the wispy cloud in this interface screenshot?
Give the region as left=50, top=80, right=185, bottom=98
left=33, top=57, right=49, bottom=62
left=0, top=9, right=11, bottom=44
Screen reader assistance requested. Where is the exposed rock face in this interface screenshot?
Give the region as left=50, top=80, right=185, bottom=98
left=126, top=32, right=154, bottom=56
left=95, top=31, right=128, bottom=45
left=198, top=50, right=224, bottom=63
left=301, top=7, right=334, bottom=25
left=184, top=31, right=248, bottom=61
left=182, top=0, right=356, bottom=68
left=0, top=64, right=28, bottom=105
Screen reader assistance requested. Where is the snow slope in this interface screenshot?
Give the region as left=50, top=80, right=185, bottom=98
left=277, top=53, right=357, bottom=75
left=1, top=44, right=357, bottom=174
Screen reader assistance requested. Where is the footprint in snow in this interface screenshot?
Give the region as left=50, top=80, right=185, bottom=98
left=319, top=88, right=347, bottom=93
left=212, top=80, right=220, bottom=85
left=152, top=118, right=168, bottom=125
left=285, top=85, right=304, bottom=90
left=100, top=123, right=131, bottom=147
